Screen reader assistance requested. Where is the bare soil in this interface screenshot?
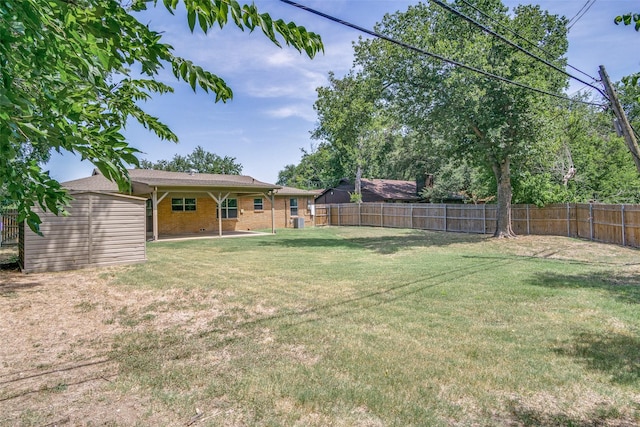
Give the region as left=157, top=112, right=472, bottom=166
left=1, top=266, right=144, bottom=425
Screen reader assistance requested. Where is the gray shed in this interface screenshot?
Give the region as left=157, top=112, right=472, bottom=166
left=19, top=191, right=147, bottom=273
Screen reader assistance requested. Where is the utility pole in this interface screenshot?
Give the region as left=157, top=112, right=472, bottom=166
left=599, top=65, right=640, bottom=173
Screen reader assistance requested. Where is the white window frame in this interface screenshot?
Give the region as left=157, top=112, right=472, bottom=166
left=172, top=197, right=196, bottom=212
left=218, top=198, right=238, bottom=219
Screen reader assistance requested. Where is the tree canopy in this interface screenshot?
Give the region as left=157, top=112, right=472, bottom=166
left=315, top=0, right=569, bottom=236
left=140, top=146, right=242, bottom=175
left=1, top=0, right=323, bottom=231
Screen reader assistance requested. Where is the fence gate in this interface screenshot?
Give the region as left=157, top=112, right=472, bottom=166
left=1, top=209, right=19, bottom=246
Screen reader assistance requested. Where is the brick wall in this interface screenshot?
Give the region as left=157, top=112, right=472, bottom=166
left=157, top=193, right=316, bottom=235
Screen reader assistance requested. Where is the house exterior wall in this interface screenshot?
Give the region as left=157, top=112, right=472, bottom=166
left=155, top=194, right=316, bottom=235
left=157, top=193, right=218, bottom=235
left=20, top=192, right=146, bottom=273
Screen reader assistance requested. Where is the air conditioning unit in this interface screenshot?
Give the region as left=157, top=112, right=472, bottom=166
left=293, top=217, right=305, bottom=229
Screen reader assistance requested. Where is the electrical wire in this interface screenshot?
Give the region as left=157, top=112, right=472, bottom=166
left=430, top=0, right=608, bottom=99
left=567, top=0, right=597, bottom=30
left=278, top=0, right=606, bottom=107
left=457, top=0, right=598, bottom=82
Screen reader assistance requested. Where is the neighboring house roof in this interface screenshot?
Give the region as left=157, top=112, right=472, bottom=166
left=62, top=169, right=281, bottom=193
left=361, top=178, right=420, bottom=201
left=316, top=178, right=421, bottom=202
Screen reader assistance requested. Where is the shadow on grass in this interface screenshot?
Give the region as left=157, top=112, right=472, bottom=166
left=527, top=271, right=640, bottom=305
left=256, top=231, right=487, bottom=254
left=0, top=282, right=42, bottom=296
left=553, top=331, right=640, bottom=385
left=527, top=271, right=640, bottom=384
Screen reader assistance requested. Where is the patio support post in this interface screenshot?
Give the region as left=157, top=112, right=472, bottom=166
left=152, top=189, right=158, bottom=241
left=270, top=191, right=276, bottom=234
left=206, top=192, right=229, bottom=237
left=152, top=189, right=169, bottom=241
left=218, top=193, right=223, bottom=237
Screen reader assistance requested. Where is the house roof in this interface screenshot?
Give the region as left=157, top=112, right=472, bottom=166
left=361, top=178, right=420, bottom=201
left=62, top=169, right=283, bottom=194
left=274, top=186, right=322, bottom=197
left=316, top=178, right=420, bottom=202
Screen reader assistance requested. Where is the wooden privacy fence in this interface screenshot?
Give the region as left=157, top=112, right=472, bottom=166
left=314, top=203, right=640, bottom=249
left=1, top=209, right=19, bottom=246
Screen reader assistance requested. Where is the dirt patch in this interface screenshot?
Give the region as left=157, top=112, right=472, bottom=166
left=0, top=266, right=227, bottom=426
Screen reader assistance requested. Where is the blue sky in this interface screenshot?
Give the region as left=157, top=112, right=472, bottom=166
left=46, top=0, right=639, bottom=185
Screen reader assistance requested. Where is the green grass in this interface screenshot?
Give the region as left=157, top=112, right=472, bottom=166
left=107, top=227, right=640, bottom=426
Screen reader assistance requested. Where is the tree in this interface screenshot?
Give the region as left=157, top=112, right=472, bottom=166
left=354, top=1, right=568, bottom=237
left=140, top=145, right=242, bottom=174
left=615, top=13, right=640, bottom=31
left=276, top=144, right=337, bottom=189
left=1, top=0, right=323, bottom=232
left=313, top=72, right=382, bottom=199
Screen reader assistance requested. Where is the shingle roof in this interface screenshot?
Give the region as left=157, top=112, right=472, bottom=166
left=62, top=174, right=119, bottom=192
left=361, top=178, right=419, bottom=201
left=126, top=169, right=277, bottom=188
left=274, top=186, right=322, bottom=196
left=62, top=169, right=280, bottom=192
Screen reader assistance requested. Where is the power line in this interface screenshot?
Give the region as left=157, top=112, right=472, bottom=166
left=430, top=0, right=608, bottom=100
left=457, top=0, right=598, bottom=82
left=567, top=0, right=596, bottom=30
left=279, top=0, right=605, bottom=107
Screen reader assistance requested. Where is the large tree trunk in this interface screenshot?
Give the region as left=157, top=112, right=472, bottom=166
left=492, top=157, right=516, bottom=238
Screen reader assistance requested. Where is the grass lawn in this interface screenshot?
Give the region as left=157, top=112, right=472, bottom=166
left=1, top=226, right=639, bottom=426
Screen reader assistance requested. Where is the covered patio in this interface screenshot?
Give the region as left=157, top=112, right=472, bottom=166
left=154, top=230, right=269, bottom=242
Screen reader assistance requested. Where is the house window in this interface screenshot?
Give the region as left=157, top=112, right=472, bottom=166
left=172, top=198, right=196, bottom=212
left=290, top=198, right=298, bottom=216
left=254, top=198, right=264, bottom=211
left=218, top=198, right=238, bottom=219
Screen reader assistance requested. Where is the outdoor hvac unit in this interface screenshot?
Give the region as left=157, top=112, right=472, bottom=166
left=293, top=217, right=305, bottom=229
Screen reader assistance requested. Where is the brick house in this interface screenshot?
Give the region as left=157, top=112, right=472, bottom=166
left=63, top=169, right=318, bottom=240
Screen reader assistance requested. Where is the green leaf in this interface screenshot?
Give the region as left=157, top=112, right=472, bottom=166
left=189, top=70, right=197, bottom=91
left=187, top=9, right=196, bottom=32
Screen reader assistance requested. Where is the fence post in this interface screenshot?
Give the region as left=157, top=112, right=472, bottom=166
left=589, top=203, right=594, bottom=241
left=444, top=204, right=448, bottom=232
left=410, top=204, right=414, bottom=230
left=566, top=203, right=570, bottom=237
left=621, top=204, right=626, bottom=247
left=482, top=204, right=486, bottom=234
left=358, top=203, right=361, bottom=227
left=380, top=203, right=384, bottom=227
left=338, top=204, right=341, bottom=226
left=525, top=205, right=530, bottom=235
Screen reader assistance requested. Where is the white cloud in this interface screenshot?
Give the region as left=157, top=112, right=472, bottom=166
left=265, top=104, right=317, bottom=122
